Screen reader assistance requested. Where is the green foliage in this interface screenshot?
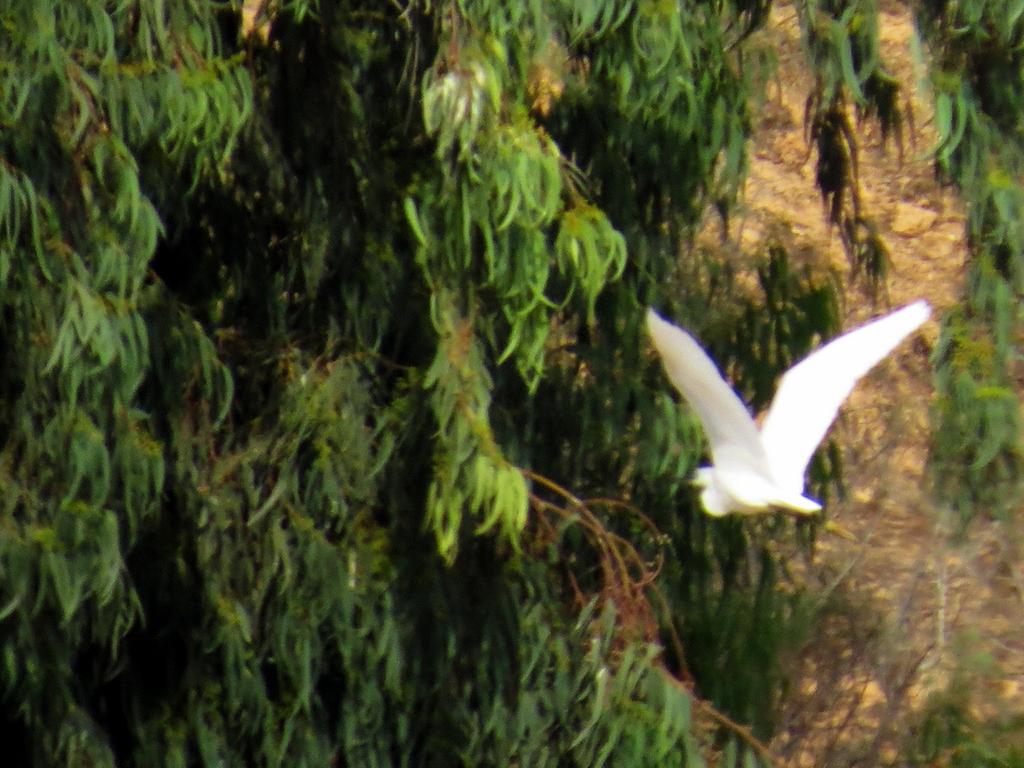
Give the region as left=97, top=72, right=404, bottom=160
left=912, top=699, right=1024, bottom=768
left=1, top=0, right=247, bottom=762
left=676, top=521, right=817, bottom=740
left=4, top=0, right=1006, bottom=765
left=931, top=283, right=1024, bottom=525
left=0, top=0, right=788, bottom=765
left=794, top=0, right=899, bottom=287
left=421, top=294, right=529, bottom=561
left=916, top=0, right=1024, bottom=524
left=909, top=637, right=1024, bottom=767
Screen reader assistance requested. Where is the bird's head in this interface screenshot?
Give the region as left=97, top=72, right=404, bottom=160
left=693, top=467, right=729, bottom=517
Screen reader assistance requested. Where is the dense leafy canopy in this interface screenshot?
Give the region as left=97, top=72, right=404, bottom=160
left=0, top=0, right=1018, bottom=766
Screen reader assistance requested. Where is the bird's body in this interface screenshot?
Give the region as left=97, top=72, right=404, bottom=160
left=694, top=465, right=823, bottom=516
left=646, top=301, right=930, bottom=516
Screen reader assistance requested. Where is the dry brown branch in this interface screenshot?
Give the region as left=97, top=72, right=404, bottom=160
left=523, top=467, right=781, bottom=766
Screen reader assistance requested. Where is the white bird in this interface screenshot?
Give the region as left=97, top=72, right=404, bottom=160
left=646, top=301, right=930, bottom=516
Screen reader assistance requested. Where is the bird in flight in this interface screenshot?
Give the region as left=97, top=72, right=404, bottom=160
left=646, top=301, right=930, bottom=516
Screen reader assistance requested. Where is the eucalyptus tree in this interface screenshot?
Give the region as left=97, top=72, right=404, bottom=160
left=0, top=1, right=1015, bottom=766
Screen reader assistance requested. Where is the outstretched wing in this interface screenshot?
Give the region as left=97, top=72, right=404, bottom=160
left=646, top=308, right=770, bottom=476
left=760, top=300, right=930, bottom=493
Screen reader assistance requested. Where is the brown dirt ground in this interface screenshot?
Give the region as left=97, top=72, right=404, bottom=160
left=725, top=3, right=1024, bottom=765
